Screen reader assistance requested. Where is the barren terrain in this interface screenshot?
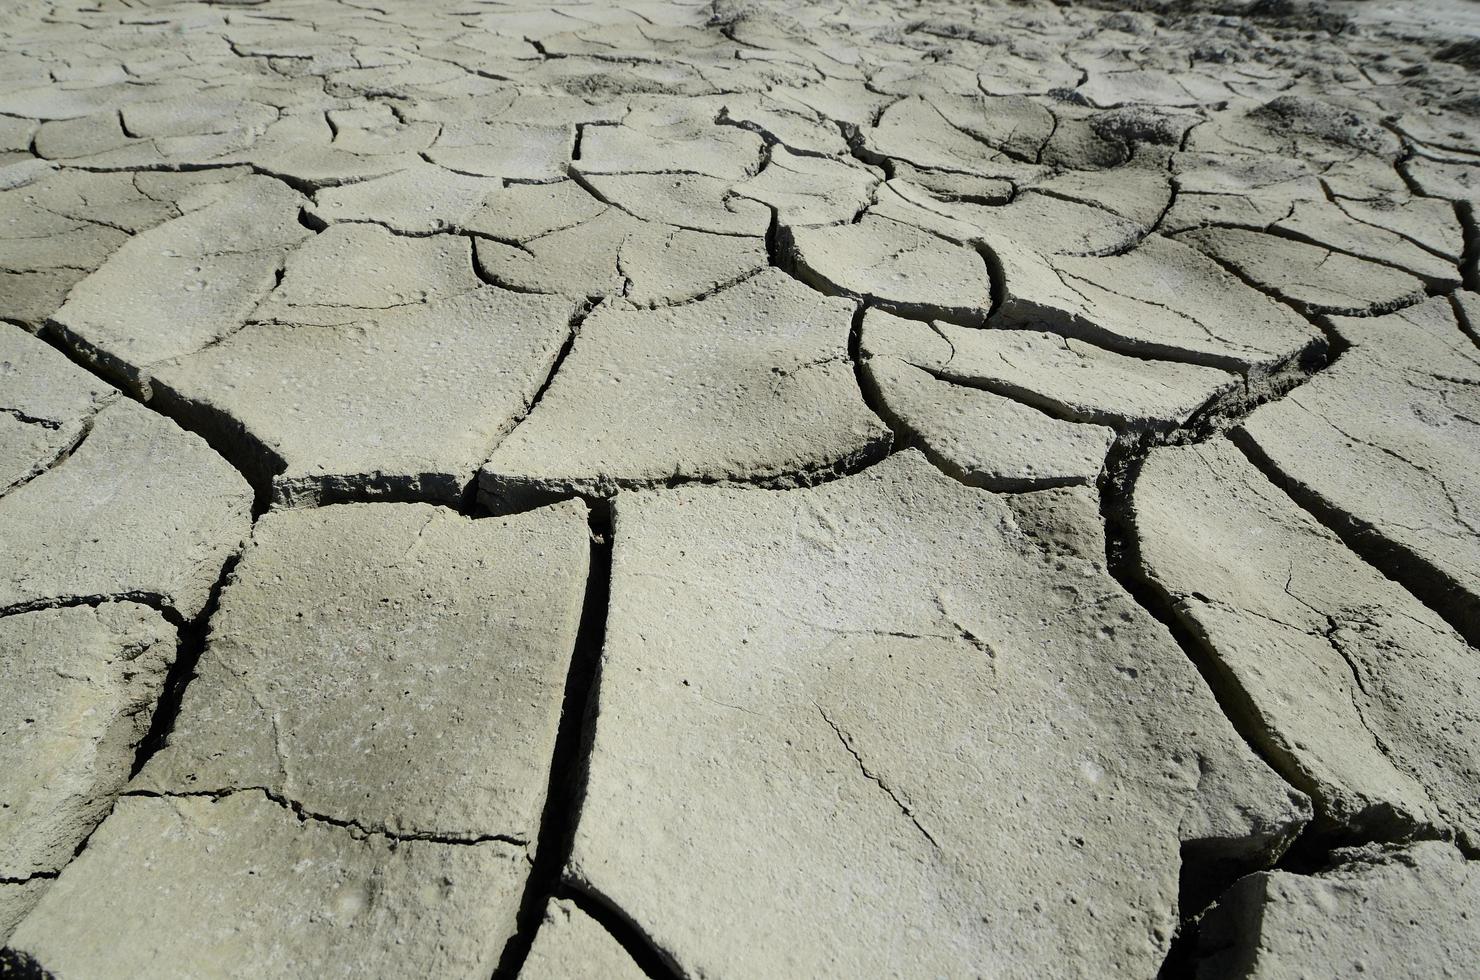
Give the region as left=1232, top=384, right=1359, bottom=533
left=1, top=0, right=1479, bottom=976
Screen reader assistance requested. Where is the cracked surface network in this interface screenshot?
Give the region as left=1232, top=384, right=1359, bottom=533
left=1, top=0, right=1478, bottom=977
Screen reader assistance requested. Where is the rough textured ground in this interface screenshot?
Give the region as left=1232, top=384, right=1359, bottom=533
left=1, top=0, right=1477, bottom=976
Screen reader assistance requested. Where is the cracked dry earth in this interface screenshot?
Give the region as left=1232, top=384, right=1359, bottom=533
left=2, top=0, right=1480, bottom=978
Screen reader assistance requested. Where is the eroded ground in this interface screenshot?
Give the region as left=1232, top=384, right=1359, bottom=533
left=1, top=0, right=1478, bottom=976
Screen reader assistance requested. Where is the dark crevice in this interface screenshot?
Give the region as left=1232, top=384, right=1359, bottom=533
left=1228, top=427, right=1480, bottom=649
left=1103, top=440, right=1432, bottom=864
left=33, top=320, right=278, bottom=515
left=816, top=701, right=940, bottom=850
left=1270, top=820, right=1464, bottom=874
left=551, top=884, right=682, bottom=980
left=503, top=296, right=594, bottom=431
left=770, top=221, right=988, bottom=329
left=1393, top=150, right=1437, bottom=203
left=911, top=182, right=1015, bottom=208
left=38, top=317, right=156, bottom=400
left=559, top=163, right=615, bottom=201
left=849, top=303, right=902, bottom=451
left=1457, top=200, right=1479, bottom=295
left=1099, top=447, right=1305, bottom=966
left=491, top=502, right=612, bottom=980
left=761, top=200, right=781, bottom=269
left=0, top=592, right=183, bottom=628
left=1243, top=319, right=1346, bottom=401
left=860, top=362, right=1091, bottom=494
left=0, top=316, right=39, bottom=334
left=296, top=204, right=327, bottom=232
left=0, top=873, right=55, bottom=907
left=0, top=406, right=61, bottom=429
left=146, top=375, right=286, bottom=518
left=479, top=437, right=893, bottom=517
left=1024, top=186, right=1160, bottom=257
left=245, top=165, right=344, bottom=196
left=865, top=287, right=1338, bottom=499
left=1091, top=309, right=1354, bottom=970
left=129, top=548, right=242, bottom=777
left=1453, top=291, right=1480, bottom=350
left=468, top=234, right=523, bottom=289
left=976, top=241, right=1007, bottom=320
left=292, top=215, right=459, bottom=240
left=66, top=160, right=245, bottom=178
left=1177, top=232, right=1434, bottom=321
left=617, top=267, right=769, bottom=310
left=564, top=167, right=759, bottom=239
left=1186, top=219, right=1460, bottom=292
left=0, top=402, right=104, bottom=500
left=560, top=166, right=720, bottom=180
left=1155, top=915, right=1204, bottom=980
left=913, top=358, right=1168, bottom=434
left=713, top=105, right=837, bottom=162
left=1095, top=287, right=1472, bottom=968
left=993, top=273, right=1307, bottom=374
left=76, top=329, right=490, bottom=514
left=0, top=566, right=241, bottom=969
left=123, top=786, right=528, bottom=848
left=0, top=949, right=54, bottom=979
left=1326, top=192, right=1462, bottom=267
left=311, top=473, right=483, bottom=515
left=473, top=190, right=902, bottom=513
left=468, top=260, right=562, bottom=296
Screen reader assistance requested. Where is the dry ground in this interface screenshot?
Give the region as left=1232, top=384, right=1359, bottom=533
left=2, top=0, right=1479, bottom=976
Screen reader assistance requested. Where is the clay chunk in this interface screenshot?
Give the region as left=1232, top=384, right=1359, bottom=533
left=0, top=398, right=251, bottom=619
left=569, top=451, right=1307, bottom=978
left=1197, top=842, right=1480, bottom=980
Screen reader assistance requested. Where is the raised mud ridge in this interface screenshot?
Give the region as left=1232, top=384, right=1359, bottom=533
left=2, top=0, right=1479, bottom=977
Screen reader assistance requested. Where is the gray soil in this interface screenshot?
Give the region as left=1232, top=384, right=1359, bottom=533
left=1, top=0, right=1478, bottom=976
